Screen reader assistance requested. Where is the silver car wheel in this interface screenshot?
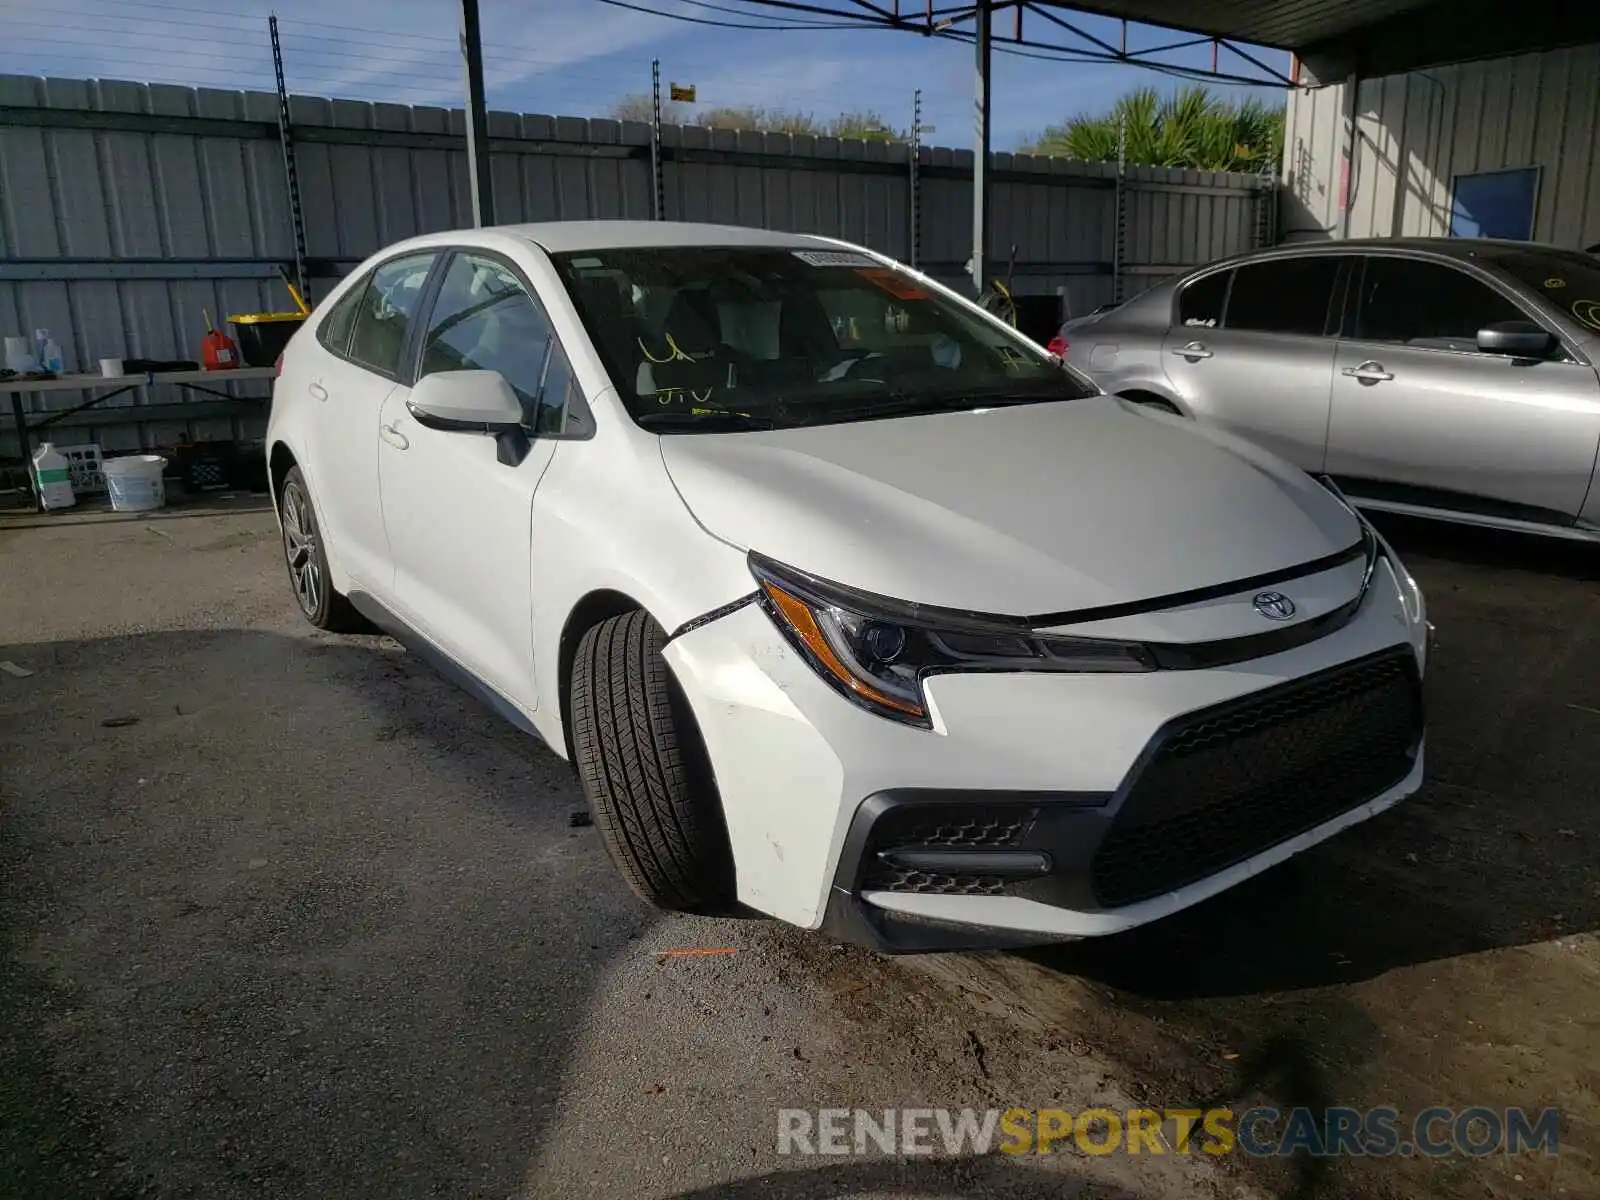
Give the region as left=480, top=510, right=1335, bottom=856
left=281, top=480, right=322, bottom=618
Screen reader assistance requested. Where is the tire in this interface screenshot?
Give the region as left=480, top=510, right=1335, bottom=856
left=278, top=465, right=367, bottom=633
left=570, top=610, right=735, bottom=911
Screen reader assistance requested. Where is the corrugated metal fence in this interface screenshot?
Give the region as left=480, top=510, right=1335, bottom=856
left=0, top=73, right=1273, bottom=456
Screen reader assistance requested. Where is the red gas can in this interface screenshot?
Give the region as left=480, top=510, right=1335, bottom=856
left=201, top=309, right=239, bottom=371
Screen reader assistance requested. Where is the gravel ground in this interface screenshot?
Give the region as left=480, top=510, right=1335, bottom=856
left=1, top=499, right=1596, bottom=1199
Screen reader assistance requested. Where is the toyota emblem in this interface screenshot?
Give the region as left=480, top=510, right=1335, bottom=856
left=1253, top=591, right=1297, bottom=621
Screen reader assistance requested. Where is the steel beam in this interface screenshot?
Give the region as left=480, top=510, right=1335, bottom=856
left=971, top=1, right=992, bottom=295
left=459, top=0, right=494, bottom=227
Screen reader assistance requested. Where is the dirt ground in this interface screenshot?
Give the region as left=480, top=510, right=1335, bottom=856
left=1, top=499, right=1596, bottom=1199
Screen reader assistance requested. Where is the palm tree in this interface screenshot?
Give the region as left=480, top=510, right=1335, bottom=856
left=1025, top=85, right=1285, bottom=173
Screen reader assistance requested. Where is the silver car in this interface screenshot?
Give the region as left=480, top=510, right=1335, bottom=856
left=1062, top=238, right=1600, bottom=542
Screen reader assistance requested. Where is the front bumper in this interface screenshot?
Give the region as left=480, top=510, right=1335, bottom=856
left=819, top=646, right=1423, bottom=952
left=662, top=557, right=1427, bottom=950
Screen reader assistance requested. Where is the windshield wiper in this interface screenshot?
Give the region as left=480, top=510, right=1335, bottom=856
left=829, top=388, right=1069, bottom=422
left=634, top=408, right=778, bottom=431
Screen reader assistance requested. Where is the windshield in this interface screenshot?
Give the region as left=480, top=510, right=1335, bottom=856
left=1487, top=249, right=1600, bottom=337
left=551, top=246, right=1098, bottom=432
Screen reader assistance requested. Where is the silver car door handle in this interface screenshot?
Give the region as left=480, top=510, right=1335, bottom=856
left=308, top=382, right=329, bottom=401
left=379, top=423, right=410, bottom=450
left=1172, top=342, right=1213, bottom=360
left=1342, top=361, right=1394, bottom=382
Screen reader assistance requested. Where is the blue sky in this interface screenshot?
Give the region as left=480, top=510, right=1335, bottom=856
left=0, top=0, right=1292, bottom=149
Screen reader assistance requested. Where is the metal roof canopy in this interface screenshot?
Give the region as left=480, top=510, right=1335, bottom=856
left=452, top=0, right=1600, bottom=291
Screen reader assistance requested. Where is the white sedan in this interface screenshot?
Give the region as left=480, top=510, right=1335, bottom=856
left=266, top=221, right=1428, bottom=952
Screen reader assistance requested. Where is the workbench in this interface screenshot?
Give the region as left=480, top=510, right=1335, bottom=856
left=5, top=366, right=275, bottom=510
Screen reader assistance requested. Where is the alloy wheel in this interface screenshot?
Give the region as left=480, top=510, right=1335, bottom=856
left=281, top=481, right=322, bottom=618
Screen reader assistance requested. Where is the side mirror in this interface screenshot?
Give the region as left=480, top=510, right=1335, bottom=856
left=1476, top=320, right=1553, bottom=358
left=408, top=370, right=524, bottom=431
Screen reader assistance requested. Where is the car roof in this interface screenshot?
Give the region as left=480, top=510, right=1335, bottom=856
left=1200, top=236, right=1584, bottom=273
left=491, top=220, right=838, bottom=254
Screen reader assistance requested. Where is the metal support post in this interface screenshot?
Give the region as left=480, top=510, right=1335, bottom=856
left=459, top=0, right=494, bottom=227
left=269, top=15, right=307, bottom=301
left=971, top=2, right=992, bottom=295
left=651, top=59, right=666, bottom=221
left=909, top=88, right=921, bottom=268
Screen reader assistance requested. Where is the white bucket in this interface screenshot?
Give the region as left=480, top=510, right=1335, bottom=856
left=103, top=454, right=168, bottom=512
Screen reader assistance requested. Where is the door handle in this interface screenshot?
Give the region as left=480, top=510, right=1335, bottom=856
left=1342, top=361, right=1394, bottom=382
left=379, top=423, right=410, bottom=450
left=1172, top=341, right=1213, bottom=360
left=308, top=382, right=329, bottom=401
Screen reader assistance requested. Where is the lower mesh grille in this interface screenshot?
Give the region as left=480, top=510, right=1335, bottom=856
left=869, top=806, right=1037, bottom=850
left=863, top=867, right=1010, bottom=896
left=861, top=805, right=1039, bottom=895
left=1091, top=648, right=1422, bottom=908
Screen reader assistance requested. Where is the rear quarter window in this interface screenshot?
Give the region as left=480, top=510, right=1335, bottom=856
left=316, top=277, right=367, bottom=355
left=1177, top=270, right=1229, bottom=328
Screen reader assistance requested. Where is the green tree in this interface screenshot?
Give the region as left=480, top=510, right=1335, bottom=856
left=608, top=98, right=906, bottom=142
left=829, top=110, right=903, bottom=142
left=1024, top=85, right=1284, bottom=173
left=607, top=93, right=688, bottom=124
left=695, top=105, right=822, bottom=134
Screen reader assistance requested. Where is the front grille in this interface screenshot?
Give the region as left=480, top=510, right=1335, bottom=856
left=1091, top=648, right=1422, bottom=908
left=863, top=866, right=1010, bottom=896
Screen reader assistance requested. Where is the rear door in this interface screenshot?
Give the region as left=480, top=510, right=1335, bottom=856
left=1325, top=254, right=1600, bottom=523
left=1161, top=254, right=1348, bottom=472
left=300, top=251, right=438, bottom=592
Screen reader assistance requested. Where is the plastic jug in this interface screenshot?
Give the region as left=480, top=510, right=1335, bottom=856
left=33, top=329, right=63, bottom=374
left=32, top=442, right=76, bottom=510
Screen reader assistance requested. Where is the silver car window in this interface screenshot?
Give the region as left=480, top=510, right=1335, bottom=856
left=1225, top=257, right=1343, bottom=337
left=1354, top=257, right=1525, bottom=350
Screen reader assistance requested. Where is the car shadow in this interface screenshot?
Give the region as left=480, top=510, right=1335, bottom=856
left=663, top=1158, right=1142, bottom=1198
left=1365, top=509, right=1600, bottom=582
left=1, top=626, right=1162, bottom=1200
left=0, top=627, right=654, bottom=1198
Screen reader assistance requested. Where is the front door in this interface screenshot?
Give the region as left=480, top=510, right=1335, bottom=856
left=1161, top=254, right=1348, bottom=472
left=1325, top=254, right=1600, bottom=523
left=377, top=251, right=565, bottom=712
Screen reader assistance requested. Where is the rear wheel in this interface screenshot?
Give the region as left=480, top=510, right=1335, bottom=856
left=278, top=466, right=366, bottom=632
left=570, top=610, right=735, bottom=911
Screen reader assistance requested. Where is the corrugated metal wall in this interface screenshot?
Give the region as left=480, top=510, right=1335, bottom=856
left=1283, top=44, right=1600, bottom=247
left=0, top=73, right=1271, bottom=457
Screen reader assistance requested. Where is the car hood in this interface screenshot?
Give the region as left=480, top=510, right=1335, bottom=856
left=658, top=396, right=1362, bottom=616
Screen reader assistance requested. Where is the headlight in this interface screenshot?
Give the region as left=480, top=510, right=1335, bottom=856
left=750, top=554, right=1154, bottom=727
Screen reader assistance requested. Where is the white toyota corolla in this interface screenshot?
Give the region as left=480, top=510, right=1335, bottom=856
left=267, top=221, right=1428, bottom=952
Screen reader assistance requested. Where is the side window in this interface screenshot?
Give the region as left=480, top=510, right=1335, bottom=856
left=1224, top=257, right=1342, bottom=336
left=316, top=277, right=367, bottom=355
left=1177, top=270, right=1229, bottom=328
left=1355, top=257, right=1526, bottom=349
left=347, top=253, right=438, bottom=377
left=420, top=252, right=562, bottom=427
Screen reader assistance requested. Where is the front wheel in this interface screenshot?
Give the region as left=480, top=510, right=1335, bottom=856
left=278, top=466, right=366, bottom=632
left=570, top=610, right=735, bottom=912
